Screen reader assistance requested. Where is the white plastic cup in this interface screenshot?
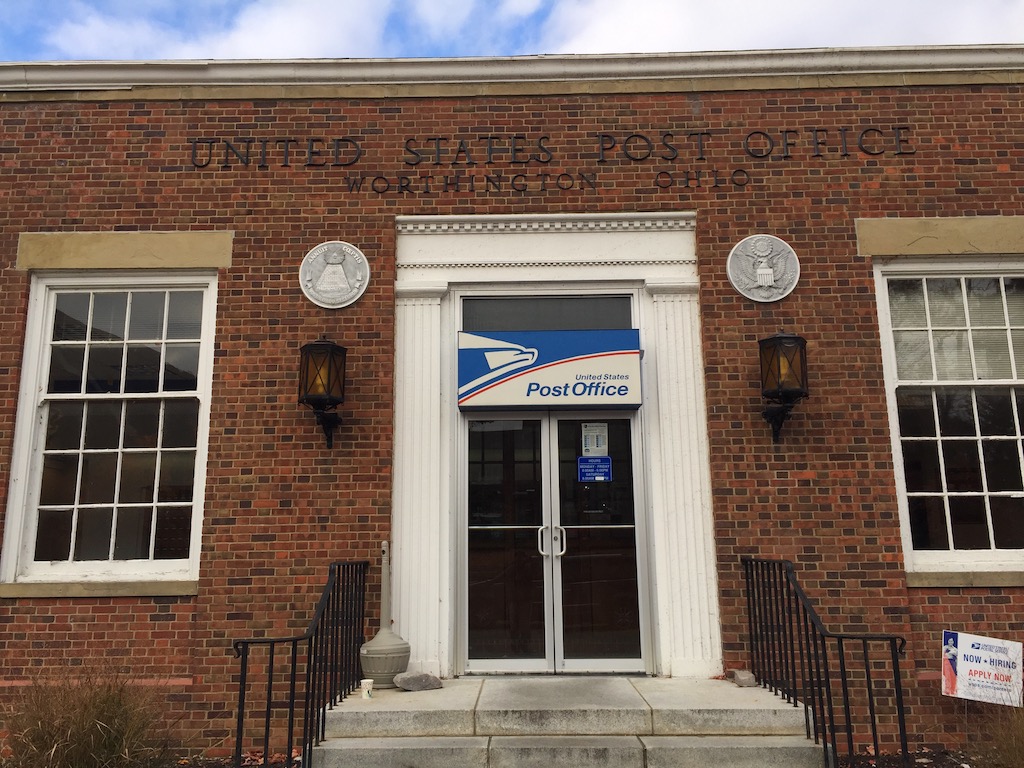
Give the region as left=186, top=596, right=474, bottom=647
left=361, top=678, right=374, bottom=699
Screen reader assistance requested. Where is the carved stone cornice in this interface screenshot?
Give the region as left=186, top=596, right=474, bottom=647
left=395, top=212, right=695, bottom=236
left=397, top=259, right=696, bottom=270
left=3, top=46, right=1024, bottom=100
left=395, top=212, right=698, bottom=277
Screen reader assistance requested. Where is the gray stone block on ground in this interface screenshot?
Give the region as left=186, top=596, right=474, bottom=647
left=395, top=671, right=444, bottom=691
left=728, top=669, right=758, bottom=687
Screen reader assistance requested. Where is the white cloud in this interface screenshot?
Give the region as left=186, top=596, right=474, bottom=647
left=498, top=0, right=545, bottom=18
left=532, top=0, right=692, bottom=55
left=43, top=0, right=399, bottom=61
left=170, top=0, right=399, bottom=59
left=17, top=0, right=1024, bottom=62
left=532, top=0, right=1024, bottom=55
left=43, top=13, right=174, bottom=60
left=406, top=0, right=477, bottom=41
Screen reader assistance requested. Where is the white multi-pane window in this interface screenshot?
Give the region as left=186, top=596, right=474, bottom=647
left=880, top=269, right=1024, bottom=571
left=1, top=273, right=216, bottom=584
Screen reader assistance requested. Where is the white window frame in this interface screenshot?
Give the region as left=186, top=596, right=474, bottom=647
left=0, top=270, right=217, bottom=585
left=876, top=257, right=1024, bottom=574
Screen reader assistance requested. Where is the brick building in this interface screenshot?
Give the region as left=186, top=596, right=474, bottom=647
left=1, top=45, right=1023, bottom=752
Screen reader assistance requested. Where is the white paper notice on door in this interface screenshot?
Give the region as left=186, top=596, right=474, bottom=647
left=582, top=422, right=609, bottom=456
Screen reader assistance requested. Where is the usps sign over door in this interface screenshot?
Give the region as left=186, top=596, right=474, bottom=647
left=458, top=330, right=642, bottom=409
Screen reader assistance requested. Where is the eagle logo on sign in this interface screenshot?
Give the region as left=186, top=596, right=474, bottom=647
left=457, top=334, right=539, bottom=397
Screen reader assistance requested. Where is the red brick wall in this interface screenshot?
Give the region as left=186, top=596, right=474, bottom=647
left=0, top=82, right=1022, bottom=752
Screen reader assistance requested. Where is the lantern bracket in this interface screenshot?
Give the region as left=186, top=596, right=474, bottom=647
left=763, top=403, right=795, bottom=444
left=315, top=410, right=341, bottom=449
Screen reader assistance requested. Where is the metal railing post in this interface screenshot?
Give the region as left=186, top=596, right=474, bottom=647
left=233, top=642, right=250, bottom=768
left=890, top=638, right=911, bottom=768
left=742, top=557, right=909, bottom=768
left=233, top=560, right=369, bottom=768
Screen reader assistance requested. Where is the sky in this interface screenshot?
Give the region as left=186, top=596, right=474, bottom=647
left=0, top=0, right=1022, bottom=62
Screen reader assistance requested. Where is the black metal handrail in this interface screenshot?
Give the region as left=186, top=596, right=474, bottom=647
left=743, top=557, right=910, bottom=768
left=232, top=560, right=369, bottom=768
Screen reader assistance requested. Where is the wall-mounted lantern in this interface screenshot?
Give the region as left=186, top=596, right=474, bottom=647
left=298, top=338, right=347, bottom=449
left=758, top=332, right=808, bottom=444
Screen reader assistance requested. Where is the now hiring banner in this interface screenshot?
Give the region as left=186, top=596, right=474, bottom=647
left=942, top=630, right=1023, bottom=707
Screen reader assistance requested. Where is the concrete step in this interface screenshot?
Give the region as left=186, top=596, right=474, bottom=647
left=315, top=677, right=820, bottom=768
left=642, top=735, right=823, bottom=768
left=324, top=678, right=481, bottom=738
left=323, top=676, right=808, bottom=738
left=489, top=736, right=644, bottom=768
left=314, top=736, right=488, bottom=768
left=634, top=676, right=807, bottom=735
left=313, top=734, right=822, bottom=768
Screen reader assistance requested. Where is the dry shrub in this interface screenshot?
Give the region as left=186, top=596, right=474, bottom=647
left=980, top=706, right=1024, bottom=768
left=2, top=662, right=181, bottom=768
left=966, top=699, right=1024, bottom=768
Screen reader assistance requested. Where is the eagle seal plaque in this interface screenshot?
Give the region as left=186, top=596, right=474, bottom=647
left=726, top=234, right=800, bottom=303
left=299, top=241, right=370, bottom=309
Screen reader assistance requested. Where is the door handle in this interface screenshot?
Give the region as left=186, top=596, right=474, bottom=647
left=554, top=525, right=567, bottom=557
left=537, top=525, right=549, bottom=556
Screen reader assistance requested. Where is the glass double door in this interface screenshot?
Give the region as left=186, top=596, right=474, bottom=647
left=464, top=414, right=644, bottom=673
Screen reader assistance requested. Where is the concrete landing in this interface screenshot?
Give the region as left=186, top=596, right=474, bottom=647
left=324, top=675, right=808, bottom=738
left=475, top=677, right=651, bottom=735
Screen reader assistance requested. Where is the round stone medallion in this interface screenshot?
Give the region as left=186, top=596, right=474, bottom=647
left=299, top=241, right=370, bottom=309
left=726, top=234, right=800, bottom=303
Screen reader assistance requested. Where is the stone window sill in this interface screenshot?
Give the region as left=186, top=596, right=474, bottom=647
left=905, top=572, right=1024, bottom=588
left=0, top=581, right=199, bottom=598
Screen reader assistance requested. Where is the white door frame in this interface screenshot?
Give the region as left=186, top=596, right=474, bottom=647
left=392, top=212, right=722, bottom=679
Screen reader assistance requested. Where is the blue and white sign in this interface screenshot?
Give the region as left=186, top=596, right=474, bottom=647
left=942, top=630, right=1023, bottom=706
left=578, top=456, right=613, bottom=482
left=457, top=330, right=642, bottom=410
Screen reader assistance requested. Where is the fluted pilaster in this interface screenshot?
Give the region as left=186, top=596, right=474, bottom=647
left=646, top=282, right=722, bottom=677
left=391, top=284, right=447, bottom=675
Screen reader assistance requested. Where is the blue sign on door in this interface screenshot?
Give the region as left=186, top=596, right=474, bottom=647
left=578, top=456, right=613, bottom=482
